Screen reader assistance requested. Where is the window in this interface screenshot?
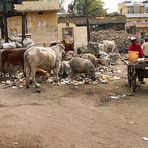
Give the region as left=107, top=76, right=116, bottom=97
left=133, top=4, right=140, bottom=14
left=128, top=7, right=134, bottom=14
left=145, top=6, right=148, bottom=13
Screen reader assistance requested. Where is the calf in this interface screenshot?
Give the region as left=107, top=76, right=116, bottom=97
left=35, top=68, right=49, bottom=81
left=102, top=40, right=117, bottom=53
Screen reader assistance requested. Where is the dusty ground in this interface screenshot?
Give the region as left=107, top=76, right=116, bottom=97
left=0, top=63, right=148, bottom=148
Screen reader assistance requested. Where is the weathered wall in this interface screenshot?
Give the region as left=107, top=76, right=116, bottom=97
left=7, top=11, right=58, bottom=46
left=58, top=23, right=88, bottom=49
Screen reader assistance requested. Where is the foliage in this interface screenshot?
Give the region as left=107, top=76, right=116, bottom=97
left=72, top=0, right=107, bottom=16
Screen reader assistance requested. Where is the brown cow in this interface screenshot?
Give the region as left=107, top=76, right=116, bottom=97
left=1, top=48, right=27, bottom=77
left=36, top=68, right=49, bottom=79
left=50, top=39, right=74, bottom=53
left=62, top=39, right=74, bottom=53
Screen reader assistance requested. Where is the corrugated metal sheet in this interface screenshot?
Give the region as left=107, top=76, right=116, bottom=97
left=58, top=16, right=126, bottom=26
left=14, top=0, right=59, bottom=12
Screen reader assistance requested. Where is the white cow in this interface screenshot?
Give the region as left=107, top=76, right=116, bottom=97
left=24, top=44, right=65, bottom=88
left=102, top=40, right=117, bottom=53
left=98, top=43, right=107, bottom=52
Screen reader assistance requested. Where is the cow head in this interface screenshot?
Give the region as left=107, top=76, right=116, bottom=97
left=56, top=43, right=66, bottom=60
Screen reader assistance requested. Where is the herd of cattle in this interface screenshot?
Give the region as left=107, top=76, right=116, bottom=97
left=0, top=39, right=118, bottom=88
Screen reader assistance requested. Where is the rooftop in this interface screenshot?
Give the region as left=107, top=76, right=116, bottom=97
left=15, top=0, right=59, bottom=12
left=58, top=16, right=126, bottom=26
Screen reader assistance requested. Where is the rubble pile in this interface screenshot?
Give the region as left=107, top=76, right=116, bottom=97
left=91, top=29, right=130, bottom=53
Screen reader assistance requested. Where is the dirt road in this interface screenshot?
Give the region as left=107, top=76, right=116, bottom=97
left=0, top=64, right=148, bottom=148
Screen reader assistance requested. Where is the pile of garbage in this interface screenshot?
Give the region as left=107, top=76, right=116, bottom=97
left=0, top=37, right=35, bottom=49
left=91, top=29, right=130, bottom=54
left=1, top=65, right=122, bottom=90
left=1, top=72, right=25, bottom=89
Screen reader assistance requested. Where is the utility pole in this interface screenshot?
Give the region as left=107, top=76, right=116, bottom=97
left=3, top=0, right=8, bottom=42
left=85, top=0, right=90, bottom=44
left=22, top=13, right=26, bottom=42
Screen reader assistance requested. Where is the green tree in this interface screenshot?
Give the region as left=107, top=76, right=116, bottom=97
left=59, top=0, right=65, bottom=13
left=72, top=0, right=107, bottom=16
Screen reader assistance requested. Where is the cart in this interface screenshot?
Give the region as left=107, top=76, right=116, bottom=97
left=124, top=59, right=148, bottom=92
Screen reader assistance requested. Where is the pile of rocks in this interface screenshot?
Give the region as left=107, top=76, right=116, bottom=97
left=91, top=29, right=130, bottom=53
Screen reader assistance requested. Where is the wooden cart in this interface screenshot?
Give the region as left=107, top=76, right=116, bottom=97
left=124, top=59, right=148, bottom=92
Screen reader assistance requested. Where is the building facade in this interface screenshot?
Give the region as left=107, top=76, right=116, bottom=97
left=118, top=0, right=148, bottom=36
left=7, top=0, right=59, bottom=46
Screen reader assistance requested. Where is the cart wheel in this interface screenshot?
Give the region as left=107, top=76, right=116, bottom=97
left=128, top=67, right=132, bottom=87
left=131, top=71, right=136, bottom=93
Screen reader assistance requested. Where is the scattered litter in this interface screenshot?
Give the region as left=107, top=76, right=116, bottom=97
left=92, top=81, right=97, bottom=85
left=111, top=96, right=120, bottom=99
left=0, top=52, right=123, bottom=89
left=12, top=86, right=18, bottom=90
left=60, top=82, right=66, bottom=85
left=101, top=80, right=108, bottom=84
left=12, top=141, right=19, bottom=145
left=113, top=76, right=121, bottom=80
left=47, top=78, right=54, bottom=84
left=6, top=80, right=11, bottom=85
left=1, top=81, right=5, bottom=84
left=142, top=137, right=148, bottom=141
left=19, top=85, right=23, bottom=89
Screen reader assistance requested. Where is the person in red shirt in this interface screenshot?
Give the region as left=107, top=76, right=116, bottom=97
left=128, top=36, right=144, bottom=58
left=128, top=36, right=145, bottom=84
